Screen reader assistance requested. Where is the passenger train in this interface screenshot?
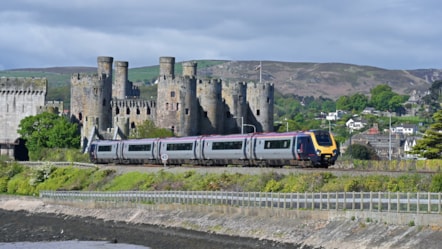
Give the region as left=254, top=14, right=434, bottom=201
left=89, top=130, right=339, bottom=168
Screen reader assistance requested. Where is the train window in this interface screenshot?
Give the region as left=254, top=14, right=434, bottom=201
left=212, top=141, right=243, bottom=150
left=166, top=143, right=193, bottom=151
left=313, top=131, right=332, bottom=146
left=128, top=144, right=151, bottom=151
left=264, top=139, right=290, bottom=149
left=98, top=145, right=112, bottom=152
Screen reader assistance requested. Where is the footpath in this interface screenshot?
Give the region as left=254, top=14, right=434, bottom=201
left=1, top=195, right=442, bottom=249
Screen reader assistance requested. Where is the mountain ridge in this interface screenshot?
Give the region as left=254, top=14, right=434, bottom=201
left=2, top=61, right=441, bottom=100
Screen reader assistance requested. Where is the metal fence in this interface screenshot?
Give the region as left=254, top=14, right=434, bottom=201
left=40, top=191, right=442, bottom=214
left=15, top=161, right=96, bottom=168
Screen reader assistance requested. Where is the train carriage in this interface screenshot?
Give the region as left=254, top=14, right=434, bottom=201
left=89, top=140, right=120, bottom=164
left=119, top=138, right=158, bottom=164
left=252, top=132, right=319, bottom=167
left=157, top=136, right=199, bottom=165
left=200, top=134, right=249, bottom=166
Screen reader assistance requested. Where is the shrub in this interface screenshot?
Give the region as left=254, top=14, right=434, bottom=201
left=430, top=173, right=442, bottom=192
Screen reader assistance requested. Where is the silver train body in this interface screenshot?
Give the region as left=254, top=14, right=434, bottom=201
left=89, top=131, right=339, bottom=168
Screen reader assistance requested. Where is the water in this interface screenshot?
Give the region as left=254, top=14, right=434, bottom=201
left=0, top=241, right=150, bottom=249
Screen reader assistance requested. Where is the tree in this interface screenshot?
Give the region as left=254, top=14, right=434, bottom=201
left=336, top=93, right=368, bottom=112
left=17, top=112, right=80, bottom=160
left=422, top=80, right=442, bottom=114
left=369, top=84, right=408, bottom=112
left=129, top=120, right=174, bottom=138
left=336, top=96, right=351, bottom=111
left=408, top=110, right=442, bottom=159
left=349, top=93, right=369, bottom=112
left=346, top=144, right=378, bottom=160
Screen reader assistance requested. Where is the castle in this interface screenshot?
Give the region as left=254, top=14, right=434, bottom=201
left=71, top=56, right=274, bottom=151
left=0, top=56, right=274, bottom=158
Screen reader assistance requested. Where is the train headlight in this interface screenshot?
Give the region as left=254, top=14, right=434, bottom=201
left=316, top=149, right=321, bottom=156
left=333, top=149, right=338, bottom=156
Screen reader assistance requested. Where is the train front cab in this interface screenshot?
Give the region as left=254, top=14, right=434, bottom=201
left=309, top=130, right=339, bottom=167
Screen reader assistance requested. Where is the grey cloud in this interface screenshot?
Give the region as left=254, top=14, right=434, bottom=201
left=0, top=0, right=441, bottom=70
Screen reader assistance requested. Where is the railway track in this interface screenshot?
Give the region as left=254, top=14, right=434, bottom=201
left=15, top=161, right=438, bottom=177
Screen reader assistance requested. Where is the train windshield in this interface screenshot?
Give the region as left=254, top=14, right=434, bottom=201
left=312, top=130, right=333, bottom=146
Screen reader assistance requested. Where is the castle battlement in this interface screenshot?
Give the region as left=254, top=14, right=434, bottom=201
left=0, top=77, right=47, bottom=93
left=112, top=99, right=155, bottom=108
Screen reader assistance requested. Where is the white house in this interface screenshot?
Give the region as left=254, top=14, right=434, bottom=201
left=326, top=110, right=346, bottom=121
left=346, top=118, right=367, bottom=131
left=392, top=124, right=417, bottom=135
left=403, top=137, right=418, bottom=159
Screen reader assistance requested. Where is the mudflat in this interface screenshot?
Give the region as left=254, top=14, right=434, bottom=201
left=0, top=209, right=306, bottom=249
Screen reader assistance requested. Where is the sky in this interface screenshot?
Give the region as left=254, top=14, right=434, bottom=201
left=0, top=0, right=441, bottom=70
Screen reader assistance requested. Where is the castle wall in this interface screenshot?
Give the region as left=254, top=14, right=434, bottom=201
left=156, top=76, right=198, bottom=136
left=112, top=99, right=156, bottom=136
left=222, top=81, right=248, bottom=134
left=113, top=61, right=128, bottom=99
left=0, top=77, right=47, bottom=157
left=70, top=56, right=114, bottom=149
left=246, top=82, right=274, bottom=132
left=96, top=56, right=113, bottom=132
left=197, top=79, right=224, bottom=134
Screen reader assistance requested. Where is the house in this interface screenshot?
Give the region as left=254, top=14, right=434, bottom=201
left=362, top=107, right=376, bottom=115
left=391, top=124, right=417, bottom=135
left=346, top=118, right=367, bottom=132
left=326, top=110, right=346, bottom=121
left=403, top=137, right=418, bottom=159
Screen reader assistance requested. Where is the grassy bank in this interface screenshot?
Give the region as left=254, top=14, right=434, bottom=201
left=1, top=161, right=442, bottom=196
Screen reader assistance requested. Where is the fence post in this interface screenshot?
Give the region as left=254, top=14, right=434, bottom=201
left=335, top=192, right=338, bottom=210
left=439, top=193, right=441, bottom=214
left=343, top=192, right=346, bottom=210
left=369, top=192, right=373, bottom=212
left=417, top=192, right=420, bottom=214
left=304, top=192, right=308, bottom=210
left=428, top=192, right=431, bottom=213
left=378, top=192, right=381, bottom=212
left=327, top=192, right=330, bottom=210
left=352, top=192, right=355, bottom=210
left=388, top=192, right=391, bottom=212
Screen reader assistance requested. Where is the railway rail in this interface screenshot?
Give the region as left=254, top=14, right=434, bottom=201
left=13, top=161, right=438, bottom=177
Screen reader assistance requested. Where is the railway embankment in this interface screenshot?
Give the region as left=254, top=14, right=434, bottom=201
left=1, top=195, right=442, bottom=249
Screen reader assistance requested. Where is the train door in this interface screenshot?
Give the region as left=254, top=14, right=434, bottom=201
left=244, top=135, right=253, bottom=160
left=195, top=136, right=204, bottom=162
left=295, top=136, right=315, bottom=160
left=89, top=143, right=97, bottom=163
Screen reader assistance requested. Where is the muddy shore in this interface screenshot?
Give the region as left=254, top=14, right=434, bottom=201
left=0, top=209, right=304, bottom=249
left=1, top=196, right=442, bottom=249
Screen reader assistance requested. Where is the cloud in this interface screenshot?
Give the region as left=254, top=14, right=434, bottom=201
left=0, top=0, right=441, bottom=70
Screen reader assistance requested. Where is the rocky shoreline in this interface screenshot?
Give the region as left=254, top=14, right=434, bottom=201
left=1, top=195, right=442, bottom=249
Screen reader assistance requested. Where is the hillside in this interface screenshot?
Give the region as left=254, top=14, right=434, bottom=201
left=199, top=61, right=442, bottom=99
left=1, top=61, right=441, bottom=100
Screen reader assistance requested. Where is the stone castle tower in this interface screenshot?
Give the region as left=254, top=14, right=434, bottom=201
left=155, top=57, right=198, bottom=136
left=70, top=55, right=274, bottom=149
left=0, top=77, right=48, bottom=158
